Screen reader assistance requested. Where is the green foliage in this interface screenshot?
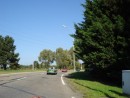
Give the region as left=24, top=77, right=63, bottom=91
left=0, top=35, right=20, bottom=70
left=56, top=48, right=72, bottom=69
left=38, top=49, right=55, bottom=68
left=33, top=61, right=40, bottom=69
left=72, top=0, right=130, bottom=73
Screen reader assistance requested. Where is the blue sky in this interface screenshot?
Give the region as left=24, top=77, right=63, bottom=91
left=0, top=0, right=85, bottom=65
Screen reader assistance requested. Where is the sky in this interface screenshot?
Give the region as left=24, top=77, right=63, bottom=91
left=0, top=0, right=85, bottom=65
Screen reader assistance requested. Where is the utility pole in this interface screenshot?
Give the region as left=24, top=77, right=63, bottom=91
left=73, top=44, right=76, bottom=72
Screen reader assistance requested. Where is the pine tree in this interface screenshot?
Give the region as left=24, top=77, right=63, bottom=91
left=72, top=0, right=130, bottom=73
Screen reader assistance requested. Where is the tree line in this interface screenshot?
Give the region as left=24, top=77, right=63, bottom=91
left=72, top=0, right=130, bottom=79
left=37, top=47, right=81, bottom=69
left=0, top=35, right=81, bottom=70
left=0, top=35, right=20, bottom=70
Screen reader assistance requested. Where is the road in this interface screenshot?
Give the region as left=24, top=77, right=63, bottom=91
left=0, top=71, right=82, bottom=98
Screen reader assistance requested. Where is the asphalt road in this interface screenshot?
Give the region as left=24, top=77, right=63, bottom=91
left=0, top=71, right=82, bottom=98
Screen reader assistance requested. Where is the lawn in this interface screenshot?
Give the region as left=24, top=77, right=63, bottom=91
left=66, top=72, right=130, bottom=98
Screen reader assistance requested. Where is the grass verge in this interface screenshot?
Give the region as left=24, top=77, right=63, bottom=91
left=65, top=72, right=130, bottom=98
left=0, top=69, right=44, bottom=74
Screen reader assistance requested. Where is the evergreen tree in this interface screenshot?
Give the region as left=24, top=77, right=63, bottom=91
left=72, top=0, right=130, bottom=73
left=99, top=0, right=130, bottom=70
left=0, top=35, right=20, bottom=70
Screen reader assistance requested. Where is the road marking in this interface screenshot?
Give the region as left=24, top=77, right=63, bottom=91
left=61, top=74, right=65, bottom=85
left=72, top=97, right=75, bottom=98
left=17, top=77, right=27, bottom=80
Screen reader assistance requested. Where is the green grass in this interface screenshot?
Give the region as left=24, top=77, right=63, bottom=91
left=0, top=69, right=44, bottom=74
left=66, top=72, right=130, bottom=98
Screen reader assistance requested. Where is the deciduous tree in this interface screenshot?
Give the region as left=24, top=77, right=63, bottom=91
left=38, top=49, right=55, bottom=68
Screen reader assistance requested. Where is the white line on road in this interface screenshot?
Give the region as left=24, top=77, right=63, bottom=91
left=17, top=77, right=27, bottom=80
left=61, top=74, right=65, bottom=85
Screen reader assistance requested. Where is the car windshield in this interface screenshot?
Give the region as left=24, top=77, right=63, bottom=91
left=48, top=67, right=56, bottom=70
